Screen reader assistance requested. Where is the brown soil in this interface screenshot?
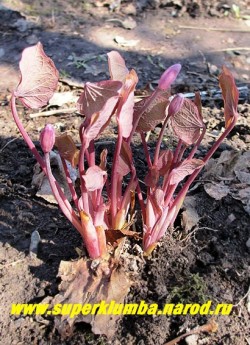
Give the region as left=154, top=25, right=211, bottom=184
left=0, top=1, right=250, bottom=344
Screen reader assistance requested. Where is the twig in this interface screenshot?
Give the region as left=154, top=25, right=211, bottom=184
left=234, top=285, right=250, bottom=307
left=0, top=259, right=26, bottom=269
left=211, top=47, right=250, bottom=52
left=178, top=25, right=250, bottom=33
left=0, top=137, right=18, bottom=153
left=198, top=227, right=219, bottom=232
left=30, top=107, right=77, bottom=118
left=164, top=319, right=218, bottom=345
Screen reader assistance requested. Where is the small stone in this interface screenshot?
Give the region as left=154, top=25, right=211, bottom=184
left=0, top=48, right=5, bottom=58
left=226, top=213, right=236, bottom=225
left=185, top=334, right=199, bottom=345
left=245, top=135, right=250, bottom=143
left=26, top=34, right=39, bottom=45
left=121, top=3, right=137, bottom=16
left=29, top=230, right=41, bottom=257
left=242, top=74, right=249, bottom=80
left=246, top=238, right=250, bottom=248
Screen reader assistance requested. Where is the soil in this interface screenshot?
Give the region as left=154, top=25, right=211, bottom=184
left=0, top=1, right=250, bottom=345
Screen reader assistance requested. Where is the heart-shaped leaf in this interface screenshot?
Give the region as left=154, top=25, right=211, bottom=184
left=219, top=66, right=239, bottom=128
left=171, top=98, right=205, bottom=145
left=77, top=80, right=122, bottom=118
left=170, top=158, right=204, bottom=185
left=107, top=51, right=129, bottom=82
left=134, top=90, right=169, bottom=132
left=83, top=95, right=119, bottom=144
left=14, top=42, right=59, bottom=109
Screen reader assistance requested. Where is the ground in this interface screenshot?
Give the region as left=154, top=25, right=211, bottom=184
left=0, top=1, right=250, bottom=344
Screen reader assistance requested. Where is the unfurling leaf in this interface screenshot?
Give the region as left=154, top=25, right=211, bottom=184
left=55, top=133, right=79, bottom=167
left=40, top=124, right=55, bottom=154
left=134, top=90, right=169, bottom=132
left=117, top=140, right=133, bottom=176
left=168, top=94, right=184, bottom=117
left=14, top=42, right=59, bottom=109
left=158, top=63, right=181, bottom=90
left=82, top=165, right=107, bottom=191
left=171, top=98, right=205, bottom=145
left=107, top=51, right=129, bottom=82
left=219, top=66, right=239, bottom=128
left=52, top=257, right=131, bottom=338
left=170, top=158, right=204, bottom=185
left=117, top=69, right=138, bottom=138
left=77, top=80, right=122, bottom=118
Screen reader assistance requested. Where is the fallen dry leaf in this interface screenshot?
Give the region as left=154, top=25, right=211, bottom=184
left=203, top=150, right=250, bottom=213
left=181, top=196, right=200, bottom=232
left=204, top=181, right=230, bottom=200
left=51, top=255, right=131, bottom=339
left=114, top=36, right=140, bottom=47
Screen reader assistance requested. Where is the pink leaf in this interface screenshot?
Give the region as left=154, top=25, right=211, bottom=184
left=117, top=140, right=132, bottom=176
left=107, top=51, right=129, bottom=82
left=77, top=80, right=122, bottom=118
left=219, top=66, right=239, bottom=128
left=170, top=158, right=204, bottom=185
left=144, top=167, right=159, bottom=188
left=14, top=42, right=59, bottom=109
left=117, top=69, right=138, bottom=138
left=154, top=188, right=165, bottom=207
left=171, top=98, right=205, bottom=145
left=83, top=96, right=119, bottom=143
left=145, top=197, right=158, bottom=229
left=82, top=166, right=107, bottom=191
left=157, top=150, right=173, bottom=176
left=134, top=90, right=170, bottom=132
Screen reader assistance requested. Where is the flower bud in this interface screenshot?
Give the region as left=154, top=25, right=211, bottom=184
left=168, top=94, right=184, bottom=117
left=40, top=124, right=55, bottom=153
left=158, top=64, right=181, bottom=90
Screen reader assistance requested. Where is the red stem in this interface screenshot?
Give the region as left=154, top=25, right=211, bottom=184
left=173, top=118, right=237, bottom=211
left=153, top=114, right=170, bottom=166
left=127, top=88, right=161, bottom=145
left=44, top=153, right=83, bottom=236
left=140, top=131, right=152, bottom=167
left=11, top=94, right=74, bottom=214
left=78, top=132, right=89, bottom=214
left=61, top=158, right=79, bottom=210
left=11, top=94, right=45, bottom=170
left=110, top=126, right=123, bottom=223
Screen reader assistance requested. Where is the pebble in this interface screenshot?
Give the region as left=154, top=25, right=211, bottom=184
left=29, top=230, right=41, bottom=257
left=185, top=334, right=199, bottom=345
left=246, top=238, right=250, bottom=248
left=0, top=48, right=5, bottom=58
left=121, top=3, right=137, bottom=16
left=26, top=34, right=39, bottom=45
